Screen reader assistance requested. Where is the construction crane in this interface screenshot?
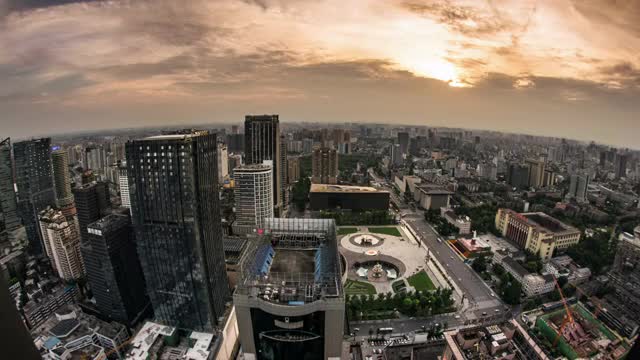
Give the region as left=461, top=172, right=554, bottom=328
left=552, top=275, right=575, bottom=347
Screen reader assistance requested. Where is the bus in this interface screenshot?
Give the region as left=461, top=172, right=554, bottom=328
left=377, top=327, right=393, bottom=335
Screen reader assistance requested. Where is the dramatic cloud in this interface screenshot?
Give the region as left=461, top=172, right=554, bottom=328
left=0, top=0, right=638, bottom=147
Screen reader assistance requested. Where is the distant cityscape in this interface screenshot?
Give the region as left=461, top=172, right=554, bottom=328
left=1, top=117, right=640, bottom=360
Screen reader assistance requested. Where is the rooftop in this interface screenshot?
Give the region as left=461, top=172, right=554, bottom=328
left=520, top=212, right=577, bottom=233
left=310, top=183, right=388, bottom=193
left=503, top=257, right=530, bottom=278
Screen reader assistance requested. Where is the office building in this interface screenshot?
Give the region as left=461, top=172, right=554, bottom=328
left=126, top=131, right=229, bottom=331
left=38, top=207, right=84, bottom=281
left=614, top=152, right=629, bottom=179
left=118, top=161, right=130, bottom=209
left=226, top=133, right=245, bottom=153
left=397, top=131, right=409, bottom=155
left=280, top=136, right=288, bottom=211
left=525, top=158, right=546, bottom=188
left=51, top=149, right=76, bottom=216
left=234, top=218, right=344, bottom=360
left=85, top=214, right=149, bottom=326
left=309, top=184, right=389, bottom=211
left=245, top=115, right=283, bottom=216
left=217, top=143, right=229, bottom=181
left=0, top=138, right=21, bottom=248
left=495, top=209, right=581, bottom=262
left=85, top=145, right=106, bottom=175
left=22, top=283, right=79, bottom=330
left=73, top=181, right=111, bottom=243
left=413, top=184, right=453, bottom=210
left=287, top=156, right=300, bottom=184
left=507, top=163, right=529, bottom=189
left=14, top=137, right=56, bottom=254
left=567, top=173, right=590, bottom=203
left=233, top=164, right=274, bottom=230
left=311, top=147, right=338, bottom=184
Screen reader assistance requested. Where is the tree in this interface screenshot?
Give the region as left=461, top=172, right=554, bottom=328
left=502, top=279, right=522, bottom=305
left=472, top=255, right=488, bottom=273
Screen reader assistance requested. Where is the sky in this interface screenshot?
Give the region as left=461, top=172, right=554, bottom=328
left=0, top=0, right=639, bottom=147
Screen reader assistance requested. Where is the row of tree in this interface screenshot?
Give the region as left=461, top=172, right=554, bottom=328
left=319, top=209, right=395, bottom=226
left=424, top=209, right=459, bottom=237
left=346, top=288, right=455, bottom=321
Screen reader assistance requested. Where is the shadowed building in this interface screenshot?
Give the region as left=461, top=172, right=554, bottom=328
left=126, top=131, right=230, bottom=331
left=311, top=147, right=338, bottom=185
left=14, top=138, right=56, bottom=254
left=0, top=138, right=21, bottom=249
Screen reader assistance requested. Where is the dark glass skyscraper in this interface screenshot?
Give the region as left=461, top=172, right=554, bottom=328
left=0, top=138, right=20, bottom=249
left=86, top=213, right=149, bottom=326
left=245, top=115, right=283, bottom=216
left=73, top=181, right=111, bottom=243
left=14, top=138, right=56, bottom=254
left=126, top=131, right=230, bottom=331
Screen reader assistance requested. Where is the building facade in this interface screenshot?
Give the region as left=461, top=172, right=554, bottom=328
left=311, top=147, right=338, bottom=184
left=85, top=214, right=149, bottom=326
left=51, top=149, right=76, bottom=216
left=217, top=143, right=229, bottom=181
left=244, top=115, right=283, bottom=216
left=118, top=161, right=130, bottom=209
left=567, top=173, right=590, bottom=203
left=0, top=138, right=21, bottom=248
left=309, top=184, right=389, bottom=211
left=287, top=156, right=300, bottom=185
left=73, top=181, right=111, bottom=243
left=38, top=208, right=84, bottom=281
left=495, top=209, right=581, bottom=262
left=233, top=164, right=274, bottom=230
left=126, top=131, right=230, bottom=331
left=14, top=138, right=56, bottom=254
left=234, top=218, right=344, bottom=360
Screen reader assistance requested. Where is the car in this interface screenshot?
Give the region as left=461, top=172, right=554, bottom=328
left=354, top=327, right=360, bottom=332
left=495, top=309, right=500, bottom=313
left=482, top=312, right=487, bottom=316
left=454, top=315, right=461, bottom=319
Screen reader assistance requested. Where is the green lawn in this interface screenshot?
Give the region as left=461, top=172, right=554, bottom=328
left=367, top=227, right=402, bottom=237
left=407, top=271, right=436, bottom=292
left=344, top=279, right=377, bottom=296
left=337, top=227, right=359, bottom=236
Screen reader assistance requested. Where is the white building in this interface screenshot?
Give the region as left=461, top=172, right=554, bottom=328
left=118, top=161, right=130, bottom=209
left=233, top=164, right=274, bottom=230
left=217, top=143, right=229, bottom=181
left=38, top=208, right=84, bottom=281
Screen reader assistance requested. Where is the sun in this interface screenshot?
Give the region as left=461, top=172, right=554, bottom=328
left=402, top=59, right=468, bottom=87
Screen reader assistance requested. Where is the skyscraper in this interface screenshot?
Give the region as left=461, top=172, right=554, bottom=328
left=507, top=163, right=529, bottom=189
left=118, top=161, right=131, bottom=209
left=217, top=143, right=229, bottom=181
left=525, top=158, right=545, bottom=188
left=51, top=149, right=76, bottom=216
left=126, top=131, right=229, bottom=331
left=567, top=174, right=590, bottom=203
left=85, top=214, right=149, bottom=326
left=614, top=153, right=629, bottom=179
left=233, top=164, right=274, bottom=230
left=73, top=181, right=111, bottom=243
left=38, top=207, right=84, bottom=281
left=245, top=115, right=283, bottom=216
left=14, top=138, right=56, bottom=254
left=397, top=131, right=410, bottom=155
left=312, top=147, right=339, bottom=184
left=0, top=138, right=20, bottom=249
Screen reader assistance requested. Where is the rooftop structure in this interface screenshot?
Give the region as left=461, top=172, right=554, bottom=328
left=442, top=320, right=549, bottom=360
left=233, top=218, right=345, bottom=360
left=309, top=184, right=390, bottom=211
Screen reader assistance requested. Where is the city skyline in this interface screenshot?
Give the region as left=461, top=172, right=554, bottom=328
left=1, top=0, right=639, bottom=148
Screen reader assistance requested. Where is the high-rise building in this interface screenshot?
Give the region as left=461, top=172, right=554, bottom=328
left=507, top=163, right=529, bottom=189
left=244, top=115, right=283, bottom=216
left=234, top=218, right=344, bottom=360
left=38, top=207, right=84, bottom=280
left=0, top=138, right=20, bottom=248
left=73, top=181, right=111, bottom=243
left=14, top=138, right=56, bottom=254
left=51, top=149, right=76, bottom=216
left=86, top=146, right=106, bottom=175
left=567, top=174, right=590, bottom=203
left=126, top=131, right=229, bottom=331
left=397, top=131, right=410, bottom=155
left=391, top=143, right=403, bottom=166
left=217, top=143, right=229, bottom=181
left=287, top=156, right=300, bottom=184
left=614, top=153, right=629, bottom=179
left=525, top=158, right=545, bottom=188
left=233, top=164, right=274, bottom=230
left=280, top=135, right=288, bottom=211
left=118, top=161, right=130, bottom=209
left=85, top=214, right=149, bottom=326
left=311, top=147, right=338, bottom=184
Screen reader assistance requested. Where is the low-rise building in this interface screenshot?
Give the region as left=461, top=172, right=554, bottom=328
left=309, top=184, right=389, bottom=211
left=413, top=184, right=452, bottom=210
left=441, top=208, right=472, bottom=234
left=442, top=320, right=549, bottom=360
left=544, top=255, right=591, bottom=285
left=494, top=256, right=555, bottom=298
left=495, top=209, right=581, bottom=262
left=22, top=284, right=79, bottom=330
